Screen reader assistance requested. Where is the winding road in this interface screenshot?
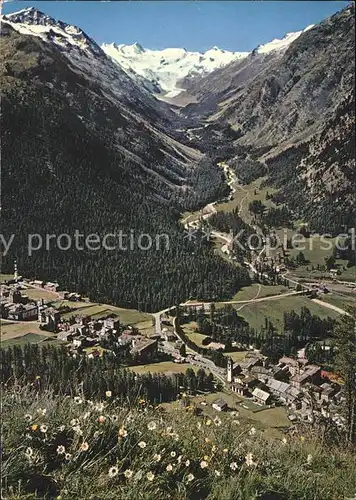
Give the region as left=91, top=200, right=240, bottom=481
left=152, top=160, right=351, bottom=380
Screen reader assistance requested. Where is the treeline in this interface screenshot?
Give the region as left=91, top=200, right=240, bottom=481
left=284, top=307, right=336, bottom=343
left=184, top=157, right=230, bottom=210
left=335, top=235, right=355, bottom=267
left=230, top=157, right=267, bottom=184
left=259, top=308, right=336, bottom=363
left=0, top=344, right=216, bottom=403
left=182, top=304, right=337, bottom=363
left=208, top=209, right=255, bottom=261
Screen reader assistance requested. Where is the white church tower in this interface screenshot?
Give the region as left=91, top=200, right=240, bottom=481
left=14, top=260, right=18, bottom=281
left=227, top=357, right=234, bottom=383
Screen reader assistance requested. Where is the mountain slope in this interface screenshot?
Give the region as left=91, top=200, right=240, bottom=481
left=182, top=7, right=355, bottom=233
left=1, top=9, right=250, bottom=310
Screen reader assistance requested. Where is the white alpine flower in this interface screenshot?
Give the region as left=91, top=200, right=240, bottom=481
left=108, top=466, right=119, bottom=478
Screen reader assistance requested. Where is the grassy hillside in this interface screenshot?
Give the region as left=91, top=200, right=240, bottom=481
left=231, top=296, right=341, bottom=332
left=2, top=387, right=355, bottom=499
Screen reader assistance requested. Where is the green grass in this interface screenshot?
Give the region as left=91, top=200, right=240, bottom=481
left=319, top=292, right=356, bottom=311
left=214, top=178, right=277, bottom=224
left=182, top=323, right=248, bottom=361
left=273, top=232, right=335, bottom=263
left=173, top=391, right=291, bottom=431
left=1, top=332, right=49, bottom=348
left=129, top=361, right=201, bottom=375
left=0, top=320, right=50, bottom=339
left=271, top=232, right=356, bottom=282
left=52, top=301, right=150, bottom=325
left=223, top=351, right=248, bottom=362
left=180, top=177, right=276, bottom=230
left=133, top=320, right=155, bottom=337
left=23, top=287, right=58, bottom=301
left=182, top=322, right=209, bottom=347
left=2, top=386, right=356, bottom=499
left=230, top=284, right=289, bottom=301
left=234, top=295, right=341, bottom=331
left=185, top=332, right=209, bottom=348
left=0, top=273, right=15, bottom=282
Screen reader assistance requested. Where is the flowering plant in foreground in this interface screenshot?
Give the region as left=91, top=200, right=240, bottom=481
left=2, top=387, right=355, bottom=499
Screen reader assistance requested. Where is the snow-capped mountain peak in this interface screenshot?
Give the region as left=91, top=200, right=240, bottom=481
left=102, top=42, right=249, bottom=95
left=3, top=7, right=102, bottom=57
left=1, top=7, right=164, bottom=109
left=131, top=42, right=145, bottom=53
left=3, top=7, right=317, bottom=101
left=5, top=7, right=49, bottom=24
left=255, top=25, right=315, bottom=54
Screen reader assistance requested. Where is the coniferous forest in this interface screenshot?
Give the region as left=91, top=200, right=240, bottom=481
left=0, top=344, right=216, bottom=403
left=1, top=58, right=249, bottom=311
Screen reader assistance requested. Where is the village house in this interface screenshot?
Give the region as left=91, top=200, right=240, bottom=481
left=266, top=379, right=290, bottom=401
left=278, top=356, right=300, bottom=376
left=103, top=316, right=120, bottom=330
left=306, top=384, right=324, bottom=401
left=226, top=352, right=269, bottom=383
left=86, top=349, right=103, bottom=359
left=252, top=387, right=271, bottom=405
left=233, top=373, right=260, bottom=390
left=149, top=333, right=161, bottom=341
left=191, top=303, right=211, bottom=313
left=0, top=300, right=11, bottom=318
left=131, top=338, right=158, bottom=360
left=76, top=325, right=90, bottom=336
left=206, top=341, right=226, bottom=351
left=72, top=336, right=93, bottom=349
left=31, top=280, right=45, bottom=288
left=320, top=382, right=339, bottom=402
left=238, top=356, right=263, bottom=372
left=8, top=303, right=38, bottom=321
left=57, top=331, right=75, bottom=342
left=67, top=292, right=82, bottom=302
left=9, top=288, right=23, bottom=304
left=266, top=378, right=302, bottom=406
left=271, top=364, right=290, bottom=381
left=290, top=365, right=321, bottom=389
left=250, top=365, right=271, bottom=379
left=117, top=332, right=140, bottom=346
left=212, top=398, right=228, bottom=412
left=162, top=327, right=176, bottom=341
left=38, top=307, right=61, bottom=330
left=75, top=315, right=91, bottom=326
left=0, top=285, right=11, bottom=298
left=44, top=282, right=59, bottom=292
left=231, top=382, right=250, bottom=397
left=87, top=320, right=104, bottom=332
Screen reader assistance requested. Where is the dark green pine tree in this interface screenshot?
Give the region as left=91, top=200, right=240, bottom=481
left=334, top=308, right=356, bottom=445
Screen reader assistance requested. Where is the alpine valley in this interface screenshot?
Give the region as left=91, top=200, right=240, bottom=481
left=1, top=6, right=356, bottom=500
left=1, top=6, right=355, bottom=311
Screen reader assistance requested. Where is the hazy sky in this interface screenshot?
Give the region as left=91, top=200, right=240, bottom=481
left=3, top=1, right=348, bottom=52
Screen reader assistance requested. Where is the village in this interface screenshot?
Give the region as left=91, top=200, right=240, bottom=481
left=0, top=268, right=346, bottom=433
left=221, top=351, right=344, bottom=425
